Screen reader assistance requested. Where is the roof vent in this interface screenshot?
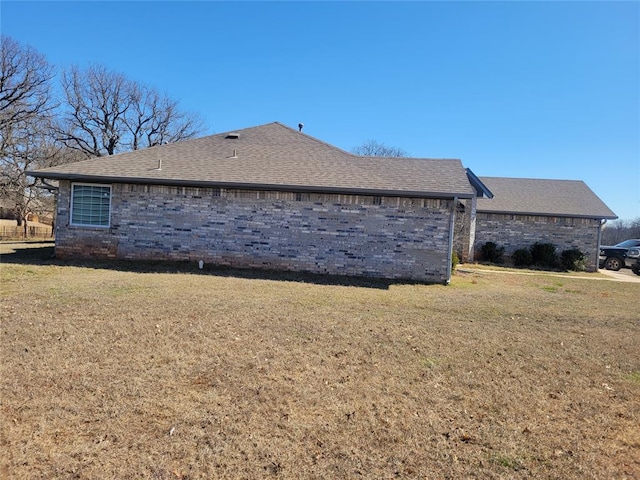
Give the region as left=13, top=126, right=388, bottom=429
left=298, top=123, right=304, bottom=132
left=225, top=132, right=239, bottom=139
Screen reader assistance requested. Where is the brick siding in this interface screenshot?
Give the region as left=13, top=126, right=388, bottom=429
left=474, top=212, right=602, bottom=271
left=55, top=181, right=455, bottom=283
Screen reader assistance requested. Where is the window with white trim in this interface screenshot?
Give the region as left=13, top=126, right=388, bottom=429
left=70, top=184, right=111, bottom=227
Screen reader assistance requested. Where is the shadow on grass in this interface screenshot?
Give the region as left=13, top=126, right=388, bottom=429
left=0, top=242, right=431, bottom=289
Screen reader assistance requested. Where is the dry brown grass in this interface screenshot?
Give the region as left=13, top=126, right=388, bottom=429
left=1, top=243, right=639, bottom=479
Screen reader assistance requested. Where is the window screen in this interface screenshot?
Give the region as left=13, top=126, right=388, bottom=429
left=71, top=184, right=111, bottom=227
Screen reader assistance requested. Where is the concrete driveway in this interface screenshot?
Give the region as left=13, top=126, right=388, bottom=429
left=598, top=267, right=640, bottom=283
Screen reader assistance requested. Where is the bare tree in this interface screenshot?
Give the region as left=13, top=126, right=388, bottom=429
left=126, top=83, right=203, bottom=150
left=1, top=37, right=205, bottom=235
left=0, top=35, right=55, bottom=131
left=352, top=139, right=408, bottom=157
left=56, top=64, right=132, bottom=157
left=0, top=116, right=59, bottom=234
left=56, top=64, right=204, bottom=157
left=0, top=36, right=60, bottom=232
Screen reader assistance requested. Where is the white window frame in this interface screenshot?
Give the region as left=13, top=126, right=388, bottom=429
left=70, top=183, right=112, bottom=228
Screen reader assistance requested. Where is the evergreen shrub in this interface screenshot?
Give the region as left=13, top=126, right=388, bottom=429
left=561, top=248, right=586, bottom=271
left=480, top=241, right=505, bottom=264
left=512, top=248, right=532, bottom=267
left=531, top=242, right=558, bottom=268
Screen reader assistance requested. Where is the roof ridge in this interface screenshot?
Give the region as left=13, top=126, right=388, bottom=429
left=359, top=156, right=462, bottom=161
left=272, top=122, right=463, bottom=162
left=206, top=121, right=356, bottom=158
left=480, top=176, right=587, bottom=184
left=272, top=121, right=357, bottom=157
left=209, top=121, right=281, bottom=137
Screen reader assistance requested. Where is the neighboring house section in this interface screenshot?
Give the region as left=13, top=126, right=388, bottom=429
left=29, top=122, right=478, bottom=284
left=475, top=177, right=617, bottom=271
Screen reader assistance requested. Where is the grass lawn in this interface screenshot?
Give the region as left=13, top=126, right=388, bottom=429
left=1, top=243, right=639, bottom=479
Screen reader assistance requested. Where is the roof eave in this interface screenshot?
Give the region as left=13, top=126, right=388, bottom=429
left=27, top=171, right=475, bottom=199
left=465, top=168, right=494, bottom=198
left=476, top=208, right=618, bottom=220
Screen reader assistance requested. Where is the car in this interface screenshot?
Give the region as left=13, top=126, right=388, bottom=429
left=599, top=239, right=640, bottom=271
left=632, top=258, right=640, bottom=276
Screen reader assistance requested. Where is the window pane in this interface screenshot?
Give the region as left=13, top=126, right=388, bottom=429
left=71, top=185, right=111, bottom=226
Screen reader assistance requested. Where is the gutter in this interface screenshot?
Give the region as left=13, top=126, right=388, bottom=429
left=596, top=219, right=607, bottom=271
left=475, top=209, right=618, bottom=221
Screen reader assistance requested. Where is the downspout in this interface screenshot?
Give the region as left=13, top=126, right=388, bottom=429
left=596, top=219, right=607, bottom=271
left=446, top=197, right=458, bottom=285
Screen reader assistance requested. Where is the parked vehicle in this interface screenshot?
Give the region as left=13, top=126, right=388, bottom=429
left=632, top=258, right=640, bottom=276
left=599, top=239, right=640, bottom=271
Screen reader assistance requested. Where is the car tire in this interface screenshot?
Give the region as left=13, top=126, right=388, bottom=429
left=604, top=256, right=623, bottom=271
left=632, top=263, right=640, bottom=276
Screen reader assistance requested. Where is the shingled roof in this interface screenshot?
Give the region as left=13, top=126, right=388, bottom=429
left=477, top=177, right=617, bottom=219
left=29, top=122, right=476, bottom=199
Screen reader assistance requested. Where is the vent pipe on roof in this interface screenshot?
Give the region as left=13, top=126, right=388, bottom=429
left=298, top=122, right=304, bottom=132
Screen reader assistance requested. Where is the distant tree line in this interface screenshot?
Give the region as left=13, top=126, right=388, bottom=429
left=601, top=218, right=640, bottom=245
left=0, top=35, right=205, bottom=232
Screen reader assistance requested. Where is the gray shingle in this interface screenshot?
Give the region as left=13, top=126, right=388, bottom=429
left=477, top=177, right=617, bottom=219
left=29, top=122, right=475, bottom=198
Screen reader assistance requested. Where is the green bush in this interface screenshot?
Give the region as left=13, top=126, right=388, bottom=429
left=452, top=250, right=460, bottom=270
left=512, top=248, right=532, bottom=267
left=561, top=248, right=586, bottom=271
left=531, top=242, right=558, bottom=268
left=480, top=241, right=505, bottom=264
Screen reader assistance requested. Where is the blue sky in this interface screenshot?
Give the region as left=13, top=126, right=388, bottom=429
left=2, top=1, right=639, bottom=220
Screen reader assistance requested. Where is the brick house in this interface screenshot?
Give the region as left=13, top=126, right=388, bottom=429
left=29, top=122, right=616, bottom=280
left=29, top=122, right=490, bottom=284
left=475, top=177, right=617, bottom=271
